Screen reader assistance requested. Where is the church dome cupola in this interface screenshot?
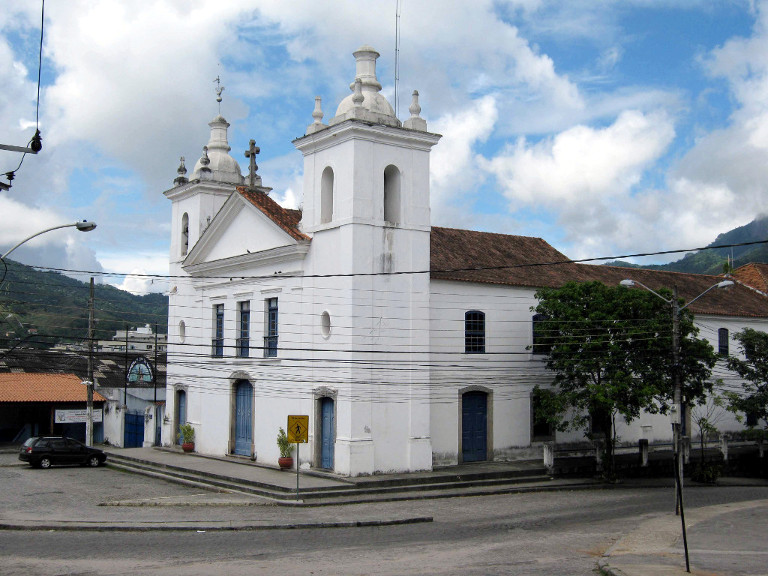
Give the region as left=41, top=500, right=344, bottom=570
left=330, top=45, right=401, bottom=129
left=192, top=114, right=244, bottom=185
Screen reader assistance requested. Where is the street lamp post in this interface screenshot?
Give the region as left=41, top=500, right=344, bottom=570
left=1, top=221, right=97, bottom=442
left=620, top=277, right=732, bottom=573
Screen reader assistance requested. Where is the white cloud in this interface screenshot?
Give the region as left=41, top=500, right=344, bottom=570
left=429, top=96, right=499, bottom=227
left=111, top=269, right=161, bottom=296
left=481, top=110, right=675, bottom=207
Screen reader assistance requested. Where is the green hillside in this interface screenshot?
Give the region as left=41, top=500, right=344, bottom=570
left=0, top=260, right=168, bottom=348
left=606, top=215, right=768, bottom=274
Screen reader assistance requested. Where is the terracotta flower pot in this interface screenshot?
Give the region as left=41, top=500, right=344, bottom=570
left=278, top=456, right=294, bottom=470
left=182, top=442, right=195, bottom=453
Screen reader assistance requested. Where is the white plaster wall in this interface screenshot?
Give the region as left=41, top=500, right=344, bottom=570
left=429, top=280, right=551, bottom=465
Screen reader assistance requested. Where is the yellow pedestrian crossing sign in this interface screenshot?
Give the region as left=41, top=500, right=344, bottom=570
left=287, top=415, right=309, bottom=443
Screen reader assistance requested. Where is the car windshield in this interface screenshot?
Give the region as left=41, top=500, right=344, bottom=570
left=22, top=437, right=38, bottom=447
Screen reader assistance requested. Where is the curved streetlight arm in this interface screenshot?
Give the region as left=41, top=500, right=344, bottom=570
left=679, top=280, right=734, bottom=312
left=620, top=278, right=733, bottom=310
left=619, top=278, right=671, bottom=304
left=1, top=221, right=97, bottom=260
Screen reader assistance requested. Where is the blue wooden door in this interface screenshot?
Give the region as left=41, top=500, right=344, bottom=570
left=320, top=397, right=334, bottom=469
left=462, top=391, right=488, bottom=462
left=176, top=390, right=186, bottom=445
left=124, top=412, right=144, bottom=448
left=234, top=381, right=253, bottom=456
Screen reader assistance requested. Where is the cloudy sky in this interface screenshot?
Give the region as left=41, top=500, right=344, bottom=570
left=2, top=0, right=767, bottom=294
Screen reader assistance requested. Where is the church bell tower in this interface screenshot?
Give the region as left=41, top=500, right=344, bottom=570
left=294, top=45, right=441, bottom=475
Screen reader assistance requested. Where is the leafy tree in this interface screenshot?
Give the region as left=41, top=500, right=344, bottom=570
left=726, top=328, right=768, bottom=433
left=532, top=281, right=717, bottom=477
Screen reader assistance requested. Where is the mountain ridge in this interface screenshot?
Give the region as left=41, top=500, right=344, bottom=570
left=604, top=215, right=768, bottom=274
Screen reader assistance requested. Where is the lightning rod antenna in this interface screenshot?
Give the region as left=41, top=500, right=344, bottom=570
left=395, top=0, right=402, bottom=117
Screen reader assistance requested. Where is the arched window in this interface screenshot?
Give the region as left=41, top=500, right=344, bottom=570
left=321, top=167, right=334, bottom=224
left=465, top=310, right=485, bottom=354
left=718, top=328, right=729, bottom=356
left=532, top=314, right=549, bottom=355
left=383, top=164, right=401, bottom=224
left=181, top=213, right=189, bottom=256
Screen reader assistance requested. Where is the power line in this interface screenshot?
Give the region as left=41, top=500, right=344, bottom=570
left=18, top=238, right=768, bottom=282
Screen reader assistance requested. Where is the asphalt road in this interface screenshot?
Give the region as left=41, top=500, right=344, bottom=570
left=1, top=453, right=766, bottom=575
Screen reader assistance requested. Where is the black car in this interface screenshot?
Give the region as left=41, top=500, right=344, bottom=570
left=18, top=436, right=107, bottom=469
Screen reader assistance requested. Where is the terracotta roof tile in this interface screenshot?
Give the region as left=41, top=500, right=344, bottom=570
left=430, top=227, right=768, bottom=318
left=0, top=373, right=107, bottom=403
left=732, top=263, right=768, bottom=294
left=238, top=187, right=310, bottom=242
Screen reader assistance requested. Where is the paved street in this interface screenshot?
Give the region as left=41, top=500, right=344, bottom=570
left=1, top=452, right=767, bottom=575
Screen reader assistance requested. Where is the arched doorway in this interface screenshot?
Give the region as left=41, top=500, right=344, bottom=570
left=233, top=380, right=253, bottom=456
left=319, top=397, right=335, bottom=469
left=175, top=389, right=186, bottom=446
left=461, top=391, right=488, bottom=462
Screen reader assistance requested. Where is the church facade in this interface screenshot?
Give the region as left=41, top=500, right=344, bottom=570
left=162, top=46, right=768, bottom=476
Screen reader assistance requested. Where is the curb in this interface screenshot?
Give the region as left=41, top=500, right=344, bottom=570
left=597, top=558, right=628, bottom=576
left=0, top=515, right=434, bottom=532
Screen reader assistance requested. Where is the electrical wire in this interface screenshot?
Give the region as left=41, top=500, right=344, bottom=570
left=17, top=237, right=768, bottom=282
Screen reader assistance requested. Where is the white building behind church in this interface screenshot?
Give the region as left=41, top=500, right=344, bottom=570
left=162, top=45, right=768, bottom=476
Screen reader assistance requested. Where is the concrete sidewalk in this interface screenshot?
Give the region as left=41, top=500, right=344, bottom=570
left=599, top=487, right=768, bottom=576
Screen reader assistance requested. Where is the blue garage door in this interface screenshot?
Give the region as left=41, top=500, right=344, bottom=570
left=233, top=381, right=253, bottom=456
left=124, top=412, right=144, bottom=448
left=462, top=391, right=488, bottom=462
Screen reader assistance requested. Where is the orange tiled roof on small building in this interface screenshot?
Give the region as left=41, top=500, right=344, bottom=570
left=0, top=373, right=107, bottom=403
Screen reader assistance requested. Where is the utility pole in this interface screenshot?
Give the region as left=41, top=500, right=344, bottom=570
left=671, top=285, right=690, bottom=572
left=153, top=323, right=158, bottom=445
left=86, top=277, right=95, bottom=446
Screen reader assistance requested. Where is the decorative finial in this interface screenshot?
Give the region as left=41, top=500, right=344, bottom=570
left=312, top=96, right=324, bottom=124
left=173, top=156, right=188, bottom=186
left=214, top=75, right=225, bottom=113
left=352, top=78, right=364, bottom=107
left=306, top=96, right=328, bottom=135
left=198, top=146, right=211, bottom=179
left=409, top=90, right=421, bottom=117
left=244, top=140, right=262, bottom=189
left=403, top=89, right=428, bottom=131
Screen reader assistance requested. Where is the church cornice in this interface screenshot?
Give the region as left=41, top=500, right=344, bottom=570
left=293, top=119, right=441, bottom=155
left=163, top=180, right=238, bottom=201
left=183, top=243, right=310, bottom=277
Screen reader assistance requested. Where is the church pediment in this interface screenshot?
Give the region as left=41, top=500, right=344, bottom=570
left=183, top=188, right=310, bottom=272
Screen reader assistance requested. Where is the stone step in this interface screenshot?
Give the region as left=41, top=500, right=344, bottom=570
left=106, top=453, right=553, bottom=504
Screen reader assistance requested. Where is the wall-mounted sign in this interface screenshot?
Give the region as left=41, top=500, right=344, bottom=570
left=127, top=356, right=153, bottom=385
left=55, top=409, right=103, bottom=424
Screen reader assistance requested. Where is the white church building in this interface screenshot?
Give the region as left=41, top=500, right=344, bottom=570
left=162, top=45, right=768, bottom=476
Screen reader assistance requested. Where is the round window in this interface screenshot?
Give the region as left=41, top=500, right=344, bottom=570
left=321, top=311, right=331, bottom=339
left=178, top=320, right=186, bottom=343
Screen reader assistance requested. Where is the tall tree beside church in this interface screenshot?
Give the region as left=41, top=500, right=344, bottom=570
left=532, top=281, right=717, bottom=477
left=726, top=328, right=768, bottom=432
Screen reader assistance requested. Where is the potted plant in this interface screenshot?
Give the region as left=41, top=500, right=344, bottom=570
left=277, top=426, right=294, bottom=470
left=178, top=423, right=195, bottom=453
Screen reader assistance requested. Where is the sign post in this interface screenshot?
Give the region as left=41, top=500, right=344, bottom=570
left=287, top=415, right=309, bottom=500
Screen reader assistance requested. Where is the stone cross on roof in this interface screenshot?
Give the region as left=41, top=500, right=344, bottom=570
left=244, top=139, right=262, bottom=188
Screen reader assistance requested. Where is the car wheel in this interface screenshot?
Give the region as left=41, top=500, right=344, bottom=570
left=39, top=457, right=52, bottom=469
left=88, top=455, right=100, bottom=467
